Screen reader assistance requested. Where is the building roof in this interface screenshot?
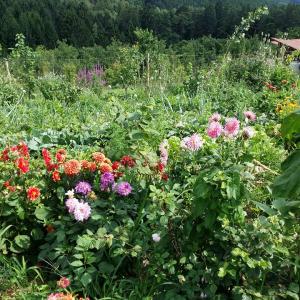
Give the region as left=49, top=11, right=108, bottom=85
left=271, top=37, right=300, bottom=50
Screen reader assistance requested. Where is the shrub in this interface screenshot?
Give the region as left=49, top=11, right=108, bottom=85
left=38, top=74, right=82, bottom=103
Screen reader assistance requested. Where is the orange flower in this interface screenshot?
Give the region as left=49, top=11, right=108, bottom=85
left=88, top=162, right=97, bottom=172
left=52, top=170, right=61, bottom=182
left=63, top=294, right=74, bottom=300
left=92, top=152, right=105, bottom=163
left=16, top=157, right=30, bottom=174
left=99, top=163, right=113, bottom=173
left=64, top=159, right=81, bottom=176
left=27, top=187, right=41, bottom=201
left=81, top=160, right=90, bottom=170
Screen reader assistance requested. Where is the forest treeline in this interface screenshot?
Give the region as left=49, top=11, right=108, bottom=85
left=0, top=0, right=300, bottom=50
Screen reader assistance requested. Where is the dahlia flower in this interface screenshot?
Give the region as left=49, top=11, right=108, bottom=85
left=88, top=162, right=97, bottom=172
left=243, top=111, right=256, bottom=122
left=57, top=277, right=71, bottom=288
left=209, top=112, right=222, bottom=123
left=115, top=182, right=132, bottom=196
left=224, top=118, right=240, bottom=137
left=52, top=170, right=61, bottom=182
left=81, top=160, right=89, bottom=170
left=64, top=159, right=81, bottom=176
left=242, top=127, right=255, bottom=139
left=16, top=157, right=30, bottom=174
left=75, top=181, right=92, bottom=196
left=112, top=161, right=120, bottom=170
left=92, top=152, right=105, bottom=163
left=99, top=163, right=113, bottom=173
left=65, top=189, right=75, bottom=199
left=120, top=155, right=136, bottom=168
left=100, top=172, right=115, bottom=191
left=207, top=121, right=223, bottom=139
left=47, top=293, right=74, bottom=300
left=65, top=198, right=79, bottom=214
left=181, top=134, right=203, bottom=151
left=27, top=187, right=40, bottom=201
left=73, top=201, right=91, bottom=222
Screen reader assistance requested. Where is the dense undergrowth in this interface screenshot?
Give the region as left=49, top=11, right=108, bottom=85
left=0, top=30, right=300, bottom=300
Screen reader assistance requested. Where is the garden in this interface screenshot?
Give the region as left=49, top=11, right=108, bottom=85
left=0, top=13, right=300, bottom=300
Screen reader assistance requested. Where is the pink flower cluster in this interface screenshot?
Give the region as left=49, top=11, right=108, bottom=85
left=206, top=111, right=256, bottom=140
left=65, top=192, right=91, bottom=222
left=181, top=134, right=204, bottom=151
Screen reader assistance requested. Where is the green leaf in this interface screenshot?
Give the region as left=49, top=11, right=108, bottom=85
left=272, top=150, right=300, bottom=199
left=14, top=235, right=30, bottom=250
left=70, top=260, right=83, bottom=267
left=289, top=283, right=299, bottom=294
left=80, top=272, right=92, bottom=287
left=226, top=172, right=241, bottom=200
left=193, top=171, right=213, bottom=217
left=35, top=206, right=50, bottom=221
left=99, top=262, right=114, bottom=274
left=281, top=109, right=300, bottom=139
left=252, top=201, right=276, bottom=216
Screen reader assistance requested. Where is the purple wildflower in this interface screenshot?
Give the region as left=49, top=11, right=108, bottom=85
left=100, top=172, right=115, bottom=191
left=75, top=181, right=92, bottom=196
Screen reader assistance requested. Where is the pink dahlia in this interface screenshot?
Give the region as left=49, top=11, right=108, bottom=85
left=209, top=113, right=221, bottom=123
left=207, top=121, right=223, bottom=139
left=73, top=201, right=91, bottom=222
left=224, top=118, right=240, bottom=137
left=65, top=198, right=79, bottom=214
left=181, top=134, right=203, bottom=151
left=243, top=111, right=256, bottom=122
left=242, top=127, right=255, bottom=139
left=57, top=277, right=71, bottom=288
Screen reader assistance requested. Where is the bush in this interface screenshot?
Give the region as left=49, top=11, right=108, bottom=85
left=0, top=77, right=24, bottom=104
left=38, top=74, right=82, bottom=103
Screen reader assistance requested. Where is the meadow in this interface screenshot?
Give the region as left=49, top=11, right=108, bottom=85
left=0, top=23, right=300, bottom=300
